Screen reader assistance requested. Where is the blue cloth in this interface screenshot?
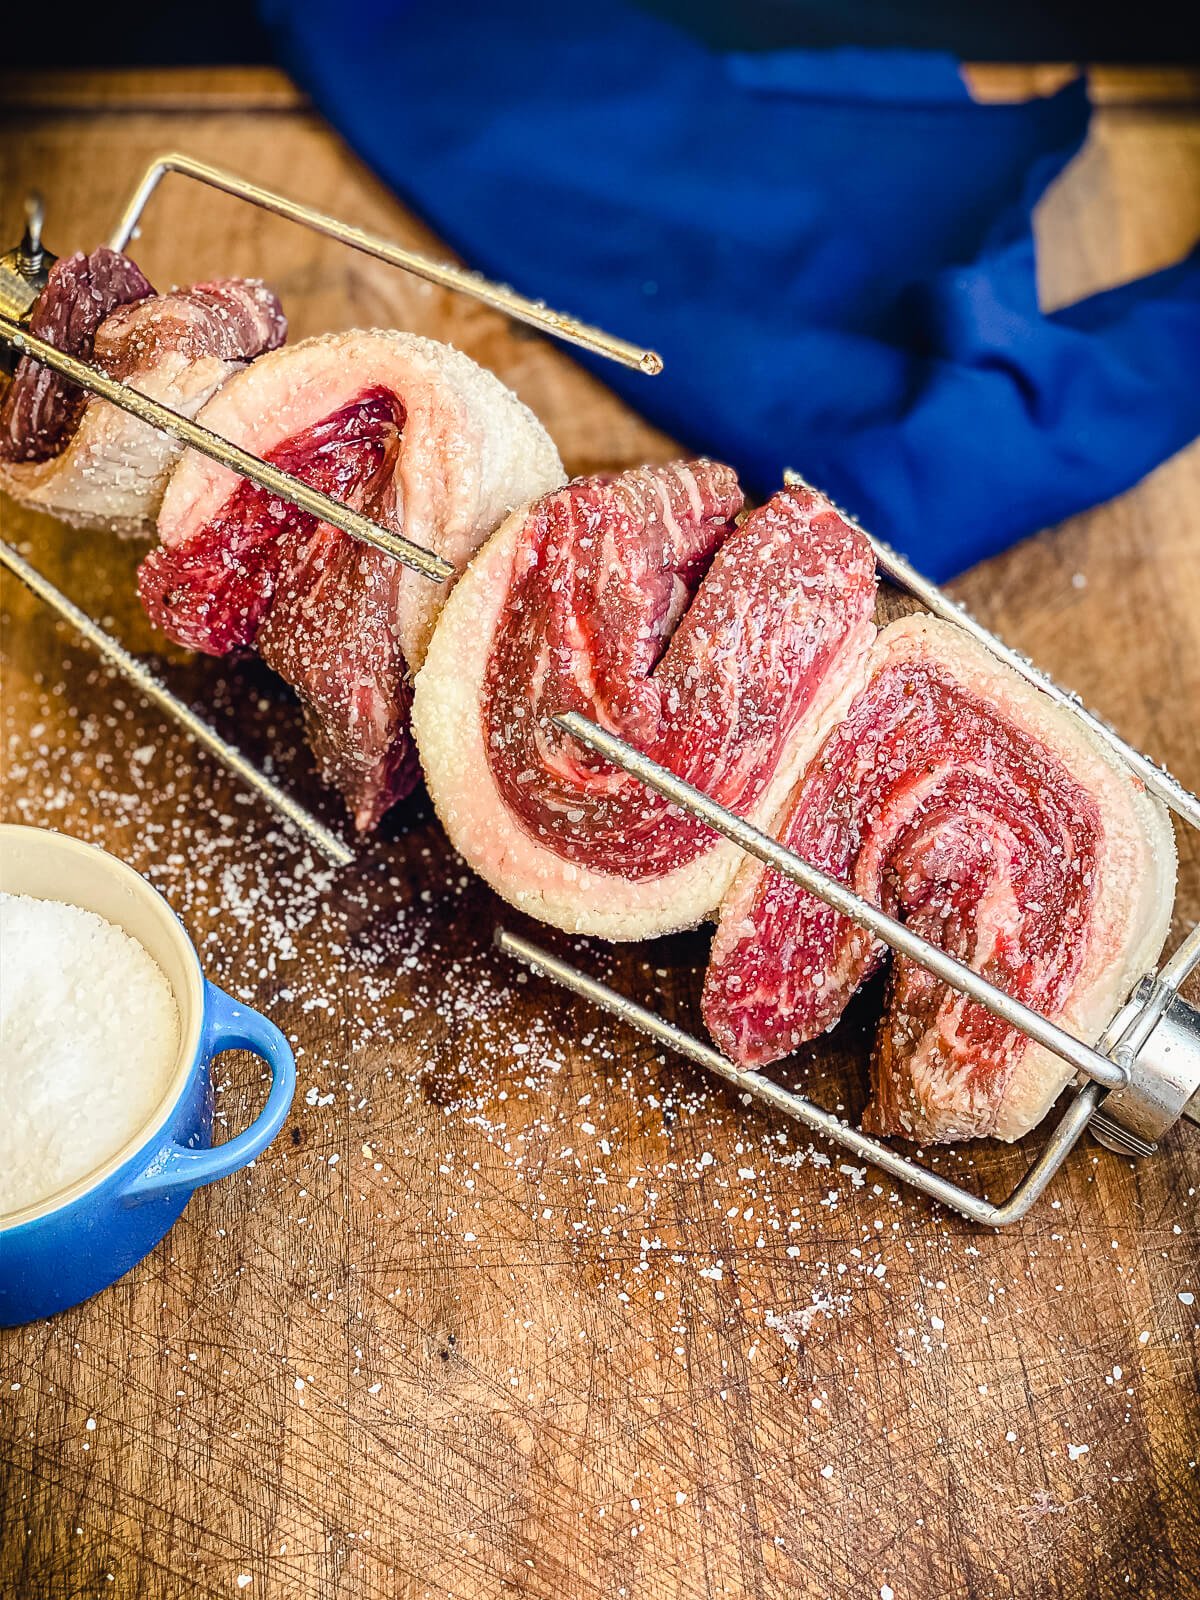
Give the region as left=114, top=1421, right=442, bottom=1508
left=261, top=0, right=1200, bottom=577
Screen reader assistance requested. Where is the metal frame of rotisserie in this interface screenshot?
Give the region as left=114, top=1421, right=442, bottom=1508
left=0, top=154, right=662, bottom=865
left=1, top=153, right=1197, bottom=1223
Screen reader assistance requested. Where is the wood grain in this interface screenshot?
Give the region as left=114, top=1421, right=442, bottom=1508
left=0, top=67, right=307, bottom=114
left=5, top=64, right=1200, bottom=114
left=964, top=64, right=1200, bottom=106
left=1, top=69, right=1198, bottom=1600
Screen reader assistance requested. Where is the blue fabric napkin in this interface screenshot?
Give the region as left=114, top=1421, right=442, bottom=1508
left=261, top=0, right=1200, bottom=577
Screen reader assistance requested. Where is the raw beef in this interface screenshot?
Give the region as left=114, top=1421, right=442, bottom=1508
left=0, top=250, right=286, bottom=533
left=139, top=329, right=564, bottom=831
left=0, top=247, right=153, bottom=463
left=703, top=614, right=1177, bottom=1142
left=413, top=472, right=879, bottom=938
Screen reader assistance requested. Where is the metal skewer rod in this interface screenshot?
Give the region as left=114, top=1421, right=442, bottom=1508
left=0, top=541, right=353, bottom=869
left=554, top=710, right=1128, bottom=1092
left=781, top=470, right=1200, bottom=832
left=0, top=313, right=454, bottom=583
left=496, top=927, right=1102, bottom=1226
left=109, top=152, right=664, bottom=377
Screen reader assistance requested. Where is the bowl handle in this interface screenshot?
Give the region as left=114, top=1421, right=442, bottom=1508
left=125, top=982, right=296, bottom=1203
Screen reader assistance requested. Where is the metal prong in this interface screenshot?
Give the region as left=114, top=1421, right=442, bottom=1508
left=1, top=541, right=353, bottom=869
left=495, top=927, right=1100, bottom=1226
left=0, top=196, right=56, bottom=363
left=0, top=313, right=454, bottom=585
left=19, top=193, right=47, bottom=275
left=110, top=152, right=664, bottom=377
left=1088, top=1115, right=1157, bottom=1157
left=553, top=709, right=1128, bottom=1094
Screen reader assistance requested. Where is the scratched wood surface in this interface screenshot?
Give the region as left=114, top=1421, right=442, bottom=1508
left=0, top=68, right=1197, bottom=1600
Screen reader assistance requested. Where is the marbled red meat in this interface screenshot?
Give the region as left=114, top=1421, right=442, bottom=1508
left=0, top=256, right=286, bottom=533
left=413, top=473, right=879, bottom=937
left=143, top=391, right=401, bottom=655
left=139, top=329, right=564, bottom=830
left=703, top=615, right=1176, bottom=1142
left=0, top=247, right=153, bottom=463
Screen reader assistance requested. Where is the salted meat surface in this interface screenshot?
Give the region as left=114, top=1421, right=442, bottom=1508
left=139, top=329, right=564, bottom=831
left=703, top=614, right=1177, bottom=1143
left=0, top=247, right=152, bottom=463
left=0, top=256, right=286, bottom=534
left=413, top=473, right=879, bottom=938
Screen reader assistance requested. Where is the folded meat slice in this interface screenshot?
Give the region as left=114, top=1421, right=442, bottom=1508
left=413, top=472, right=879, bottom=938
left=0, top=248, right=286, bottom=533
left=0, top=247, right=152, bottom=463
left=703, top=614, right=1177, bottom=1143
left=139, top=329, right=565, bottom=831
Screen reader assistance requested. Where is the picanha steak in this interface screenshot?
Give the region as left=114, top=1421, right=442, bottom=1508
left=702, top=614, right=1177, bottom=1142
left=413, top=471, right=879, bottom=937
left=139, top=329, right=564, bottom=831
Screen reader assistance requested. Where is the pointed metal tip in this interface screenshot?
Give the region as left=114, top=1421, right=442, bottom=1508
left=21, top=192, right=46, bottom=258
left=640, top=350, right=664, bottom=376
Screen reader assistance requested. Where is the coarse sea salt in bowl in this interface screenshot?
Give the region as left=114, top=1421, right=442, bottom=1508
left=0, top=825, right=296, bottom=1325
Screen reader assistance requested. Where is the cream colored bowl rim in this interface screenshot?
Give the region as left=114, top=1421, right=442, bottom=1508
left=0, top=825, right=206, bottom=1230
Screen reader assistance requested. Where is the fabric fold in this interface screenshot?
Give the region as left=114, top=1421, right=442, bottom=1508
left=261, top=0, right=1200, bottom=575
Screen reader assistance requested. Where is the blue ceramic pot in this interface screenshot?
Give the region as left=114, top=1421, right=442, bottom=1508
left=0, top=826, right=296, bottom=1326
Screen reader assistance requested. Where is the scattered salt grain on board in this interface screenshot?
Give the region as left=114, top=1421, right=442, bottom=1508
left=5, top=655, right=1199, bottom=1584
left=0, top=891, right=179, bottom=1215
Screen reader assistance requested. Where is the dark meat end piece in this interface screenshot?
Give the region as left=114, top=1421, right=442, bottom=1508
left=0, top=247, right=153, bottom=463
left=0, top=260, right=287, bottom=534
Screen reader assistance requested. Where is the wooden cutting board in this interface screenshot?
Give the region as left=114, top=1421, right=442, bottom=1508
left=1, top=67, right=1197, bottom=1600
